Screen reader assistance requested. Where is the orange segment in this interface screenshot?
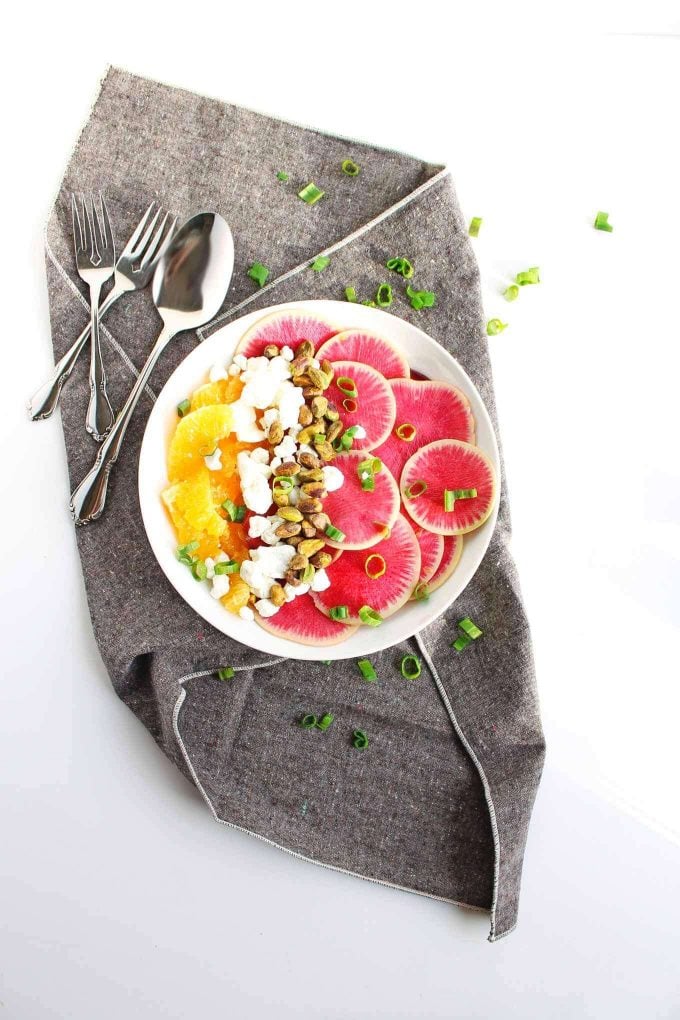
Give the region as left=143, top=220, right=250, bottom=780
left=190, top=376, right=243, bottom=410
left=220, top=575, right=251, bottom=615
left=167, top=405, right=234, bottom=482
left=161, top=467, right=226, bottom=561
left=219, top=522, right=251, bottom=562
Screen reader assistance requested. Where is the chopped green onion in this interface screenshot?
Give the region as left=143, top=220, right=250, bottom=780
left=364, top=554, right=386, bottom=579
left=452, top=634, right=473, bottom=652
left=176, top=541, right=199, bottom=561
left=276, top=171, right=289, bottom=181
left=468, top=216, right=483, bottom=237
left=176, top=398, right=191, bottom=417
left=413, top=582, right=429, bottom=602
left=345, top=286, right=357, bottom=302
left=336, top=376, right=357, bottom=397
left=341, top=159, right=361, bottom=176
left=358, top=605, right=383, bottom=627
left=362, top=300, right=377, bottom=307
left=385, top=257, right=413, bottom=278
left=310, top=255, right=330, bottom=272
left=329, top=605, right=349, bottom=621
left=452, top=488, right=477, bottom=499
left=504, top=284, right=519, bottom=302
left=361, top=475, right=375, bottom=491
left=357, top=659, right=377, bottom=681
left=344, top=426, right=360, bottom=439
left=222, top=498, right=246, bottom=521
left=316, top=713, right=334, bottom=731
left=444, top=489, right=455, bottom=512
left=594, top=211, right=613, bottom=232
left=342, top=397, right=358, bottom=413
left=359, top=457, right=381, bottom=475
left=214, top=560, right=239, bottom=575
left=272, top=476, right=294, bottom=493
left=298, top=182, right=325, bottom=205
left=321, top=660, right=332, bottom=665
left=515, top=266, right=540, bottom=286
left=404, top=479, right=428, bottom=499
left=458, top=617, right=483, bottom=639
left=406, top=284, right=436, bottom=310
left=247, top=262, right=270, bottom=288
left=400, top=655, right=421, bottom=680
left=486, top=319, right=508, bottom=336
left=325, top=524, right=345, bottom=542
left=352, top=729, right=369, bottom=749
left=192, top=559, right=208, bottom=581
left=395, top=423, right=416, bottom=442
left=375, top=283, right=393, bottom=307
left=300, top=713, right=318, bottom=729
left=217, top=666, right=235, bottom=680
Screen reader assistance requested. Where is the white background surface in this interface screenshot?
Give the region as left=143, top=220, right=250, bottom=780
left=2, top=4, right=679, bottom=1018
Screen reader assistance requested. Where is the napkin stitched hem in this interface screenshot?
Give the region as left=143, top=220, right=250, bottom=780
left=172, top=666, right=489, bottom=919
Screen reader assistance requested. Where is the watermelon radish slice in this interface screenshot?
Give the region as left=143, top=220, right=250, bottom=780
left=311, top=515, right=421, bottom=625
left=374, top=379, right=475, bottom=485
left=235, top=309, right=337, bottom=358
left=401, top=439, right=497, bottom=536
left=317, top=330, right=410, bottom=379
left=256, top=593, right=357, bottom=645
left=427, top=535, right=463, bottom=593
left=413, top=526, right=444, bottom=585
left=326, top=361, right=396, bottom=450
left=322, top=449, right=400, bottom=550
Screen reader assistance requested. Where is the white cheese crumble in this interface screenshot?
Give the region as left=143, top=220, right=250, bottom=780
left=230, top=400, right=266, bottom=442
left=239, top=606, right=255, bottom=622
left=237, top=450, right=273, bottom=513
left=203, top=448, right=222, bottom=471
left=352, top=425, right=367, bottom=439
left=281, top=346, right=294, bottom=361
left=234, top=354, right=248, bottom=369
left=262, top=408, right=279, bottom=428
left=250, top=543, right=296, bottom=576
left=210, top=574, right=231, bottom=599
left=228, top=364, right=241, bottom=377
left=310, top=568, right=331, bottom=592
left=322, top=466, right=344, bottom=492
left=273, top=435, right=297, bottom=460
left=277, top=385, right=305, bottom=429
left=254, top=598, right=280, bottom=618
left=209, top=363, right=228, bottom=382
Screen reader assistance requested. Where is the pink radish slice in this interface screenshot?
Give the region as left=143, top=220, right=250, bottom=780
left=235, top=309, right=337, bottom=358
left=322, top=450, right=401, bottom=551
left=311, top=515, right=421, bottom=624
left=256, top=593, right=357, bottom=645
left=401, top=439, right=497, bottom=536
left=374, top=379, right=475, bottom=484
left=317, top=330, right=410, bottom=379
left=326, top=361, right=396, bottom=450
left=413, top=526, right=444, bottom=585
left=427, top=535, right=463, bottom=593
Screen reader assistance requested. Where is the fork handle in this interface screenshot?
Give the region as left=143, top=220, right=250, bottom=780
left=29, top=286, right=122, bottom=421
left=71, top=325, right=174, bottom=525
left=85, top=281, right=115, bottom=441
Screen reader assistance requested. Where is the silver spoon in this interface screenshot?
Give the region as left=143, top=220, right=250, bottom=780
left=70, top=212, right=234, bottom=525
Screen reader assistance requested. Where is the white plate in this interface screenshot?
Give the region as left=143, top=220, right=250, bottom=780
left=138, top=300, right=500, bottom=660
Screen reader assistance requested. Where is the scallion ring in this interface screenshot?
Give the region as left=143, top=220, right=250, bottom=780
left=404, top=480, right=428, bottom=499
left=342, top=397, right=358, bottom=413
left=400, top=655, right=421, bottom=680
left=358, top=605, right=383, bottom=627
left=395, top=423, right=416, bottom=442
left=336, top=376, right=357, bottom=398
left=329, top=605, right=349, bottom=621
left=364, top=554, right=386, bottom=580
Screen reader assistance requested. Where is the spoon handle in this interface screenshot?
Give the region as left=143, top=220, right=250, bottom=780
left=29, top=286, right=122, bottom=421
left=70, top=324, right=174, bottom=525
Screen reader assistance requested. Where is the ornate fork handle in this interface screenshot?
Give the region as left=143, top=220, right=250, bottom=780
left=70, top=326, right=173, bottom=525
left=29, top=286, right=122, bottom=421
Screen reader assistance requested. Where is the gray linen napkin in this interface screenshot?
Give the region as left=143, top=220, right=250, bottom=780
left=43, top=67, right=545, bottom=941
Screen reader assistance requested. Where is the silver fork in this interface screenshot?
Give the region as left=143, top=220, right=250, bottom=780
left=72, top=194, right=117, bottom=440
left=30, top=201, right=176, bottom=423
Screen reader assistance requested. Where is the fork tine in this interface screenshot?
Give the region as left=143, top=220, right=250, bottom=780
left=71, top=194, right=83, bottom=252
left=90, top=194, right=105, bottom=259
left=99, top=192, right=114, bottom=252
left=138, top=212, right=172, bottom=270
left=119, top=202, right=157, bottom=258
left=82, top=195, right=95, bottom=260
left=130, top=206, right=162, bottom=261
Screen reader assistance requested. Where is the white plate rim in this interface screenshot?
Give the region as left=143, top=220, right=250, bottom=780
left=138, top=300, right=500, bottom=660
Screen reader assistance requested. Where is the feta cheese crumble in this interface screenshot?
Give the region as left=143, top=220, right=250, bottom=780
left=322, top=466, right=344, bottom=492
left=203, top=448, right=222, bottom=471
